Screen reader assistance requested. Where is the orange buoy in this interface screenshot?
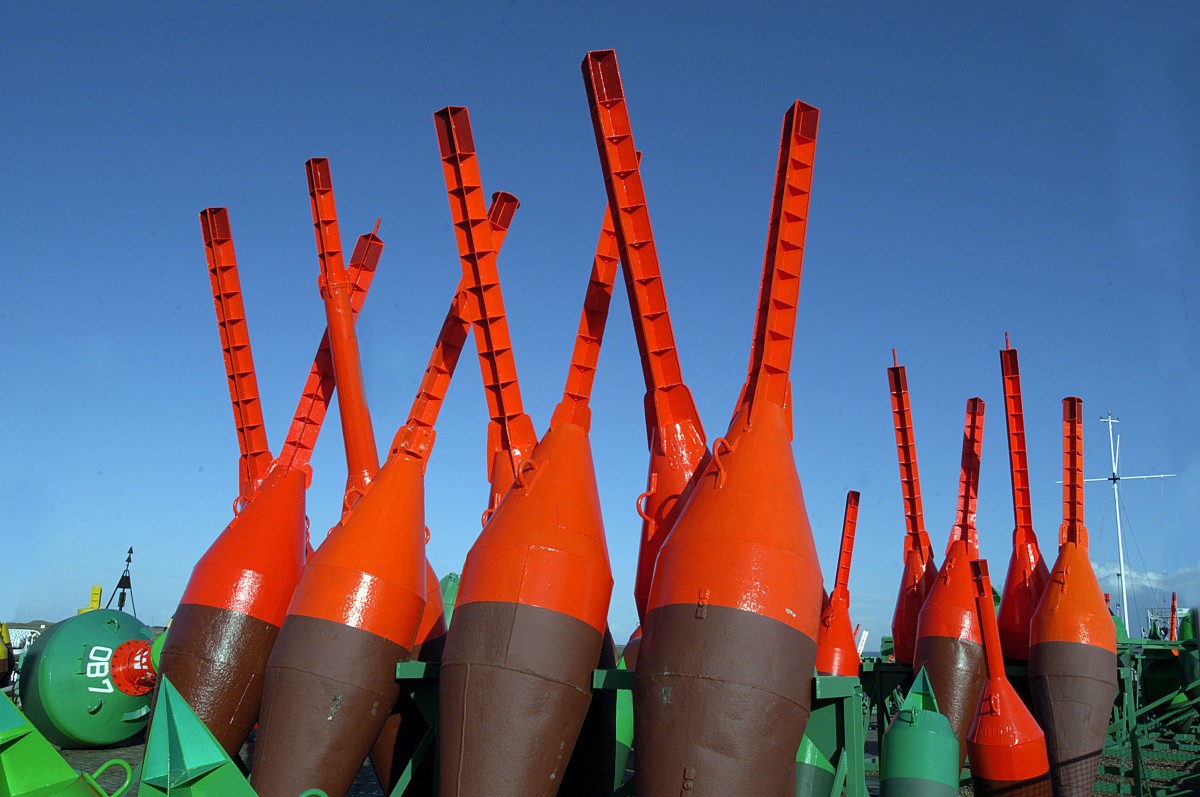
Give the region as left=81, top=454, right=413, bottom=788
left=887, top=355, right=938, bottom=667
left=158, top=208, right=382, bottom=756
left=996, top=339, right=1050, bottom=663
left=625, top=89, right=823, bottom=793
left=1028, top=397, right=1118, bottom=796
left=913, top=397, right=986, bottom=769
left=434, top=105, right=615, bottom=796
left=816, top=491, right=862, bottom=677
left=251, top=159, right=427, bottom=797
left=967, top=559, right=1052, bottom=795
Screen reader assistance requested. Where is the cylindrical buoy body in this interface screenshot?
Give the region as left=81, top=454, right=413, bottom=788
left=438, top=421, right=613, bottom=796
left=635, top=402, right=823, bottom=796
left=613, top=642, right=635, bottom=789
left=157, top=465, right=306, bottom=755
left=252, top=453, right=426, bottom=797
left=879, top=670, right=960, bottom=797
left=369, top=558, right=447, bottom=794
left=18, top=610, right=154, bottom=748
left=1029, top=539, right=1117, bottom=796
left=912, top=539, right=985, bottom=769
left=997, top=538, right=1049, bottom=662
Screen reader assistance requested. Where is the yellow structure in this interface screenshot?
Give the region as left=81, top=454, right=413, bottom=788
left=77, top=585, right=103, bottom=614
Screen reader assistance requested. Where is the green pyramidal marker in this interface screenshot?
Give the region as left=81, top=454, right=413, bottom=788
left=139, top=676, right=256, bottom=795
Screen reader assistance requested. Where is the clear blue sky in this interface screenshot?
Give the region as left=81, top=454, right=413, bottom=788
left=3, top=4, right=1197, bottom=646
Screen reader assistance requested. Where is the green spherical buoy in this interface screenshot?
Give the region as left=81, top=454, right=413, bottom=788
left=18, top=609, right=154, bottom=748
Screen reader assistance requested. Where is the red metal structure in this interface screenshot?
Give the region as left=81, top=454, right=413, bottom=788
left=582, top=50, right=709, bottom=625
left=887, top=354, right=938, bottom=666
left=616, top=71, right=823, bottom=793
left=435, top=105, right=615, bottom=797
left=251, top=159, right=427, bottom=797
left=996, top=338, right=1050, bottom=663
left=816, top=491, right=862, bottom=677
left=967, top=559, right=1052, bottom=796
left=158, top=208, right=381, bottom=756
left=1029, top=397, right=1118, bottom=796
left=913, top=397, right=987, bottom=769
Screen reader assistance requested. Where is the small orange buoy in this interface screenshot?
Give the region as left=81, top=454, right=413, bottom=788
left=967, top=559, right=1052, bottom=796
left=816, top=491, right=862, bottom=677
left=1029, top=397, right=1118, bottom=796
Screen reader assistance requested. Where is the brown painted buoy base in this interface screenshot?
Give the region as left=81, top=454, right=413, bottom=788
left=634, top=603, right=816, bottom=797
left=251, top=615, right=407, bottom=797
left=559, top=626, right=617, bottom=796
left=1029, top=641, right=1117, bottom=797
left=972, top=774, right=1053, bottom=796
left=913, top=634, right=985, bottom=768
left=369, top=632, right=445, bottom=795
left=439, top=601, right=601, bottom=797
left=156, top=602, right=279, bottom=757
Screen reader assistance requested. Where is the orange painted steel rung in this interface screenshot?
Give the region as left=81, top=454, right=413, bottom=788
left=834, top=490, right=860, bottom=593
left=1000, top=343, right=1035, bottom=542
left=278, top=226, right=383, bottom=480
left=947, top=397, right=985, bottom=558
left=581, top=50, right=700, bottom=433
left=888, top=356, right=932, bottom=558
left=200, top=208, right=273, bottom=501
left=741, top=100, right=819, bottom=419
left=433, top=108, right=538, bottom=503
left=551, top=200, right=621, bottom=431
left=1060, top=396, right=1085, bottom=544
left=305, top=158, right=380, bottom=504
left=394, top=192, right=520, bottom=461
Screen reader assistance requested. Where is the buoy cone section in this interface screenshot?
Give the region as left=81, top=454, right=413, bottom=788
left=879, top=668, right=960, bottom=797
left=438, top=420, right=613, bottom=797
left=967, top=560, right=1051, bottom=796
left=635, top=401, right=824, bottom=797
left=157, top=463, right=306, bottom=756
left=369, top=558, right=447, bottom=794
left=251, top=453, right=427, bottom=797
left=892, top=548, right=936, bottom=667
left=1029, top=397, right=1118, bottom=797
left=913, top=539, right=984, bottom=770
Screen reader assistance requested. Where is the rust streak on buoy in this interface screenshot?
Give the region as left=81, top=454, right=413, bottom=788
left=627, top=82, right=823, bottom=794
left=996, top=339, right=1050, bottom=664
left=913, top=397, right=987, bottom=769
left=887, top=355, right=938, bottom=667
left=816, top=491, right=862, bottom=677
left=1029, top=397, right=1118, bottom=796
left=967, top=559, right=1052, bottom=796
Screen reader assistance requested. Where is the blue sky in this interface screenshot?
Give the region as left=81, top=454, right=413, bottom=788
left=3, top=4, right=1197, bottom=646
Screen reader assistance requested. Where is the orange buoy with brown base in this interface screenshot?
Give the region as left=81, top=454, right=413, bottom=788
left=816, top=491, right=862, bottom=677
left=913, top=397, right=986, bottom=770
left=626, top=91, right=823, bottom=794
left=434, top=105, right=615, bottom=797
left=251, top=159, right=427, bottom=797
left=887, top=355, right=938, bottom=668
left=367, top=191, right=520, bottom=796
left=158, top=207, right=382, bottom=756
left=967, top=559, right=1052, bottom=796
left=996, top=339, right=1050, bottom=663
left=1029, top=397, right=1118, bottom=796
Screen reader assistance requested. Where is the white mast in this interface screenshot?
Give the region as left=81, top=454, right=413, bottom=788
left=1083, top=411, right=1174, bottom=634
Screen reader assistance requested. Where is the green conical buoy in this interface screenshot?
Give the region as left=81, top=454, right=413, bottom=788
left=793, top=733, right=835, bottom=796
left=138, top=676, right=256, bottom=795
left=613, top=653, right=634, bottom=789
left=879, top=667, right=960, bottom=796
left=439, top=573, right=461, bottom=628
left=0, top=690, right=131, bottom=796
